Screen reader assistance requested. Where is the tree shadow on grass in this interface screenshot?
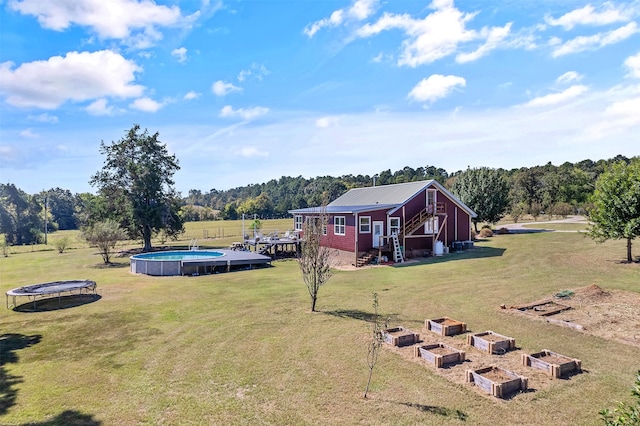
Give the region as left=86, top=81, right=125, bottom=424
left=0, top=334, right=42, bottom=416
left=92, top=261, right=129, bottom=269
left=323, top=309, right=399, bottom=323
left=20, top=410, right=101, bottom=425
left=391, top=401, right=468, bottom=421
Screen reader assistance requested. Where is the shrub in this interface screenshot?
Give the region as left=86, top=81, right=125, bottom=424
left=470, top=229, right=478, bottom=240
left=479, top=228, right=493, bottom=237
left=497, top=227, right=510, bottom=235
left=55, top=236, right=70, bottom=254
left=481, top=224, right=492, bottom=230
left=600, top=370, right=640, bottom=425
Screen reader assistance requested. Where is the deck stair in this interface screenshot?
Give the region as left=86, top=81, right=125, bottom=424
left=258, top=243, right=274, bottom=255
left=356, top=250, right=378, bottom=267
left=391, top=233, right=404, bottom=263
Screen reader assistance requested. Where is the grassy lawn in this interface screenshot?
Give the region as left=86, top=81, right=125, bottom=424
left=1, top=225, right=639, bottom=425
left=522, top=223, right=588, bottom=232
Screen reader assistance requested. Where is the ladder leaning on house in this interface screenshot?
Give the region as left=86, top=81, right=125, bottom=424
left=391, top=233, right=404, bottom=263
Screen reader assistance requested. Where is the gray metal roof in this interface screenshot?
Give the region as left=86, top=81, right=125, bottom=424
left=288, top=179, right=477, bottom=218
left=289, top=204, right=397, bottom=215
left=328, top=180, right=434, bottom=207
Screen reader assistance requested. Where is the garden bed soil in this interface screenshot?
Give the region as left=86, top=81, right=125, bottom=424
left=507, top=285, right=640, bottom=348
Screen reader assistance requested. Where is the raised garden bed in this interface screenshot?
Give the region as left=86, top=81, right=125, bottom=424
left=425, top=317, right=467, bottom=336
left=382, top=327, right=419, bottom=347
left=521, top=350, right=582, bottom=378
left=415, top=343, right=465, bottom=368
left=467, top=331, right=515, bottom=354
left=466, top=366, right=528, bottom=398
left=513, top=299, right=571, bottom=316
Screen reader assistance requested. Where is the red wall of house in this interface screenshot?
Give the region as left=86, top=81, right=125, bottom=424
left=296, top=186, right=473, bottom=254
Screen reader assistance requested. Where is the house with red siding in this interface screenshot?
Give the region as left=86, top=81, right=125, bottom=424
left=289, top=180, right=476, bottom=267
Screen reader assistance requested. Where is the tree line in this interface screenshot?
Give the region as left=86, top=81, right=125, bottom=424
left=1, top=155, right=635, bottom=246
left=0, top=122, right=635, bottom=251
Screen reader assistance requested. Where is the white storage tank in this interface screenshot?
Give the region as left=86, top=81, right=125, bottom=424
left=434, top=240, right=444, bottom=256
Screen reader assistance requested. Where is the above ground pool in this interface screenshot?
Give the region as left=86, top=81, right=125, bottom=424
left=130, top=249, right=271, bottom=276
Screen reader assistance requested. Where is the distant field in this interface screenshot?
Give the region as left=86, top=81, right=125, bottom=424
left=1, top=229, right=639, bottom=425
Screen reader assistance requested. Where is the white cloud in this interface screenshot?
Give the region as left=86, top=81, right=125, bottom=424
left=171, top=47, right=187, bottom=63
left=456, top=23, right=512, bottom=63
left=545, top=3, right=632, bottom=30
left=348, top=0, right=378, bottom=20
left=130, top=97, right=163, bottom=112
left=584, top=86, right=640, bottom=139
left=212, top=80, right=242, bottom=96
left=408, top=74, right=466, bottom=104
left=183, top=91, right=200, bottom=100
left=9, top=0, right=196, bottom=48
left=19, top=128, right=38, bottom=138
left=237, top=146, right=269, bottom=158
left=625, top=52, right=640, bottom=78
left=28, top=113, right=58, bottom=123
left=522, top=85, right=589, bottom=108
left=219, top=105, right=269, bottom=121
left=552, top=22, right=639, bottom=57
left=237, top=63, right=270, bottom=82
left=556, top=71, right=583, bottom=85
left=356, top=0, right=510, bottom=67
left=316, top=116, right=340, bottom=128
left=0, top=50, right=144, bottom=109
left=86, top=98, right=114, bottom=116
left=304, top=0, right=377, bottom=37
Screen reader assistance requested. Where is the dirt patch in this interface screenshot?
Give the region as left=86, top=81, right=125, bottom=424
left=508, top=284, right=640, bottom=348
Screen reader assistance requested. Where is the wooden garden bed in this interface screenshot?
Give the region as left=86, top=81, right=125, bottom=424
left=466, top=366, right=528, bottom=398
left=425, top=317, right=467, bottom=336
left=522, top=350, right=582, bottom=378
left=467, top=331, right=515, bottom=354
left=415, top=343, right=465, bottom=368
left=382, top=327, right=419, bottom=347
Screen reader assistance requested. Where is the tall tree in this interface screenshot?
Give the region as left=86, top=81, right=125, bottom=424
left=90, top=125, right=184, bottom=252
left=588, top=160, right=640, bottom=263
left=0, top=184, right=43, bottom=245
left=451, top=167, right=509, bottom=232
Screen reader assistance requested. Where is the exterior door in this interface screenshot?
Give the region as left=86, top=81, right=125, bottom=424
left=372, top=221, right=384, bottom=248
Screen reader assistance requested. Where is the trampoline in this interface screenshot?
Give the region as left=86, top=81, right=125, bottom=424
left=6, top=280, right=97, bottom=311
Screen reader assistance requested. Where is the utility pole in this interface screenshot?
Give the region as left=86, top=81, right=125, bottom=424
left=43, top=192, right=48, bottom=245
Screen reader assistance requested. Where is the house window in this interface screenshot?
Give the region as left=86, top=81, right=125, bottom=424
left=425, top=217, right=439, bottom=234
left=359, top=216, right=371, bottom=233
left=308, top=216, right=327, bottom=235
left=389, top=217, right=400, bottom=236
left=334, top=216, right=346, bottom=235
left=427, top=189, right=437, bottom=213
left=294, top=215, right=303, bottom=231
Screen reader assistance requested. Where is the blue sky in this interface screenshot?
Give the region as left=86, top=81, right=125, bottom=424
left=1, top=0, right=639, bottom=195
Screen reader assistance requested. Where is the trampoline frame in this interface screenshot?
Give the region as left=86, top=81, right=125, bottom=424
left=6, top=280, right=97, bottom=311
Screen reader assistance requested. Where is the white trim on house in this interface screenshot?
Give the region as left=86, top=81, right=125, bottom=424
left=359, top=216, right=371, bottom=233
left=334, top=216, right=346, bottom=235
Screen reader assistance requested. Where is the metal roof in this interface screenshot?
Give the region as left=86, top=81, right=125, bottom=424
left=328, top=180, right=434, bottom=207
left=288, top=179, right=477, bottom=218
left=289, top=204, right=398, bottom=215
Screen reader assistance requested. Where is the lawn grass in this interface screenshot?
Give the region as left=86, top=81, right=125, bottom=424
left=522, top=223, right=588, bottom=232
left=1, top=227, right=639, bottom=425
